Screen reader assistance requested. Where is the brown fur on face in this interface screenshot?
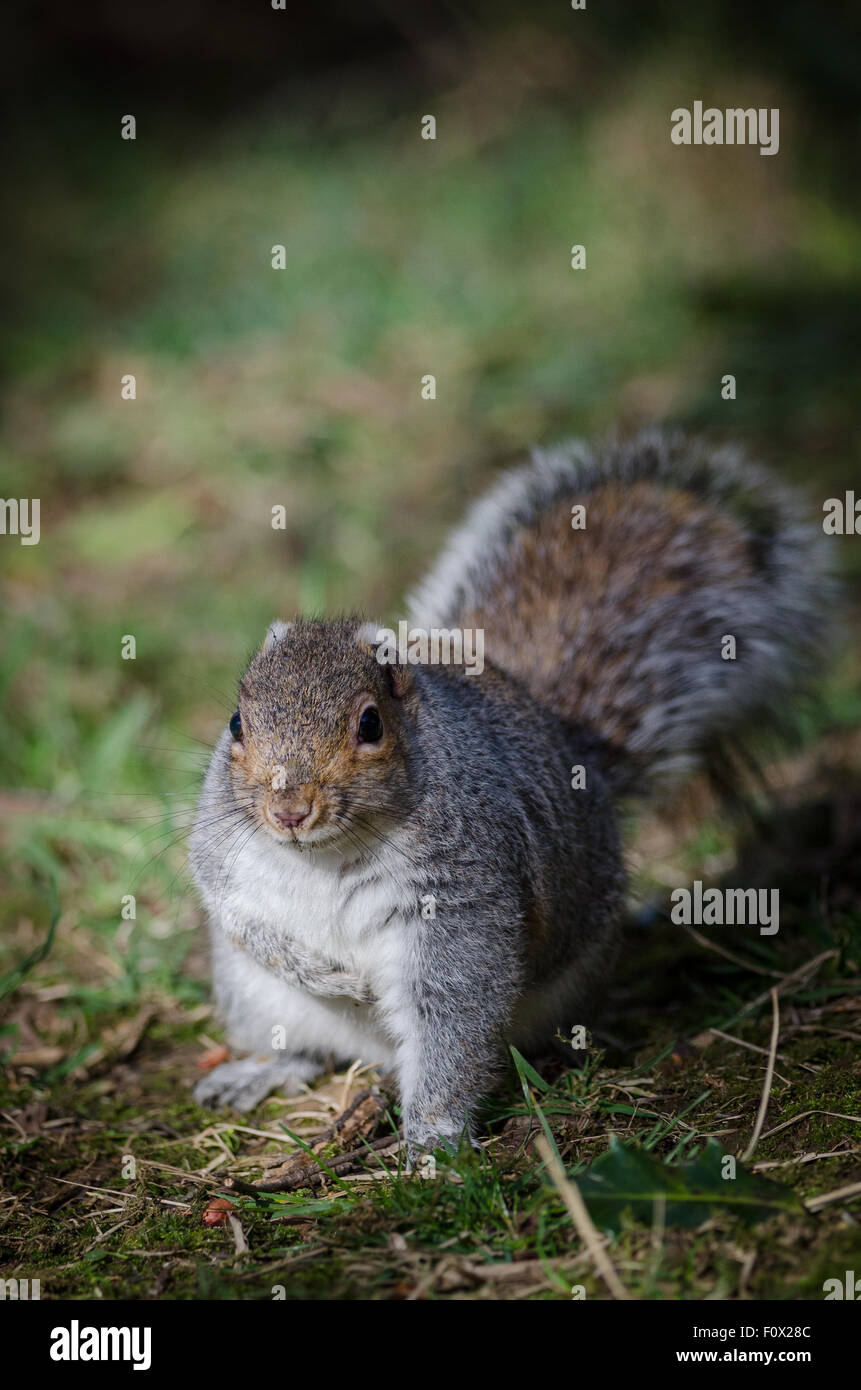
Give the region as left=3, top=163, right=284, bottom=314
left=228, top=618, right=418, bottom=845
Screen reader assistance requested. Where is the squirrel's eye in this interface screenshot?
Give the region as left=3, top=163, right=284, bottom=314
left=229, top=710, right=242, bottom=740
left=357, top=706, right=383, bottom=743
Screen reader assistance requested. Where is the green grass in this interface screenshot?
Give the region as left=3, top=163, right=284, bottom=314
left=1, top=27, right=860, bottom=1299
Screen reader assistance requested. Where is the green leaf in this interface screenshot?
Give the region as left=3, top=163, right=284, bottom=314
left=508, top=1045, right=550, bottom=1094
left=571, top=1138, right=803, bottom=1234
left=267, top=1198, right=341, bottom=1220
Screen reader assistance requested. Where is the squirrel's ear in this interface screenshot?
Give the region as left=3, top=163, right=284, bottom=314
left=264, top=619, right=293, bottom=651
left=385, top=663, right=414, bottom=700
left=354, top=620, right=383, bottom=648
left=355, top=621, right=414, bottom=699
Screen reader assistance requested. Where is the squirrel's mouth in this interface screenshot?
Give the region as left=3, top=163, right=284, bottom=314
left=261, top=790, right=326, bottom=842
left=260, top=819, right=339, bottom=849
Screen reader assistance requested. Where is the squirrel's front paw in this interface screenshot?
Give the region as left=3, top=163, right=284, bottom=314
left=194, top=1056, right=318, bottom=1112
left=314, top=970, right=377, bottom=1004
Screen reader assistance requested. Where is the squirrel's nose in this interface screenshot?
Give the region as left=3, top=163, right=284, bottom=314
left=271, top=800, right=312, bottom=829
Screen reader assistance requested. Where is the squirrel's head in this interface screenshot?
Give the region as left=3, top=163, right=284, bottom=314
left=226, top=617, right=417, bottom=849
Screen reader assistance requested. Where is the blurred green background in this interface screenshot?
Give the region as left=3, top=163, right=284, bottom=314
left=2, top=0, right=860, bottom=1027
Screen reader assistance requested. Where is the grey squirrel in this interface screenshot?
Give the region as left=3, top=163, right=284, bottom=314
left=190, top=429, right=832, bottom=1156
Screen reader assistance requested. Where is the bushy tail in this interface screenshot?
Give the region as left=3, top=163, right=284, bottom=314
left=408, top=429, right=835, bottom=794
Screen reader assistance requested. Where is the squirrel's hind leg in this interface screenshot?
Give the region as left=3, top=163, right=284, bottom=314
left=195, top=932, right=330, bottom=1111
left=194, top=1054, right=320, bottom=1112
left=196, top=929, right=396, bottom=1111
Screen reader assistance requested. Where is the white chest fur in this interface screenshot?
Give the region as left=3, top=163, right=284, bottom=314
left=219, top=828, right=409, bottom=990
